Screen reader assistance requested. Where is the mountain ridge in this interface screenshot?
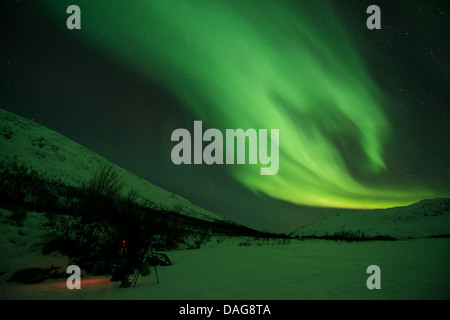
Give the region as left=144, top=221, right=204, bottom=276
left=290, top=198, right=450, bottom=239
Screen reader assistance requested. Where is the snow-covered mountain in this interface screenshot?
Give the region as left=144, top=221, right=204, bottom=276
left=290, top=198, right=450, bottom=239
left=0, top=108, right=223, bottom=222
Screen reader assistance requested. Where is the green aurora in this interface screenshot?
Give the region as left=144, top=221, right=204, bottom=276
left=43, top=0, right=445, bottom=210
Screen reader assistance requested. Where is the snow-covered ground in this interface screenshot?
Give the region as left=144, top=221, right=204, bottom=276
left=1, top=209, right=449, bottom=300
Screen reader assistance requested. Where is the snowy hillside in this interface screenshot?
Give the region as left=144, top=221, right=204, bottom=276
left=0, top=108, right=223, bottom=222
left=291, top=198, right=450, bottom=239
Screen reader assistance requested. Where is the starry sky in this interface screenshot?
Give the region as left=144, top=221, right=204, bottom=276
left=1, top=0, right=449, bottom=233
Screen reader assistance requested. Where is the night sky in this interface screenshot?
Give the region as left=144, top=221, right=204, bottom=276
left=1, top=0, right=449, bottom=233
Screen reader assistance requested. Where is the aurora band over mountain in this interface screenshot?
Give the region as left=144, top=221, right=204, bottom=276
left=43, top=0, right=445, bottom=210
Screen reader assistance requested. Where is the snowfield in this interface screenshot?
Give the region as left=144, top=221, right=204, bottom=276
left=1, top=209, right=449, bottom=300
